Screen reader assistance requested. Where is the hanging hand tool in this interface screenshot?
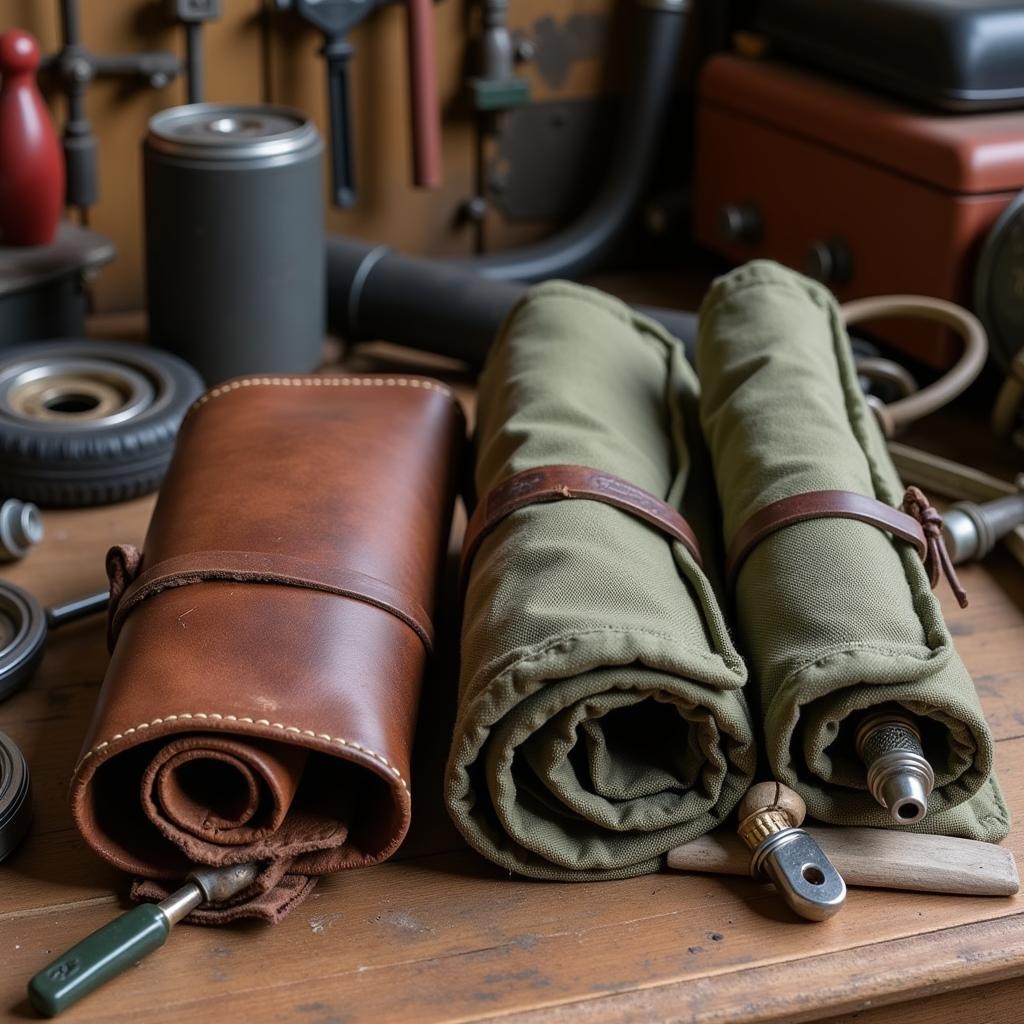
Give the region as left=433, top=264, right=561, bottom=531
left=167, top=0, right=222, bottom=104
left=855, top=709, right=935, bottom=824
left=735, top=783, right=847, bottom=921
left=45, top=0, right=184, bottom=221
left=28, top=861, right=259, bottom=1017
left=274, top=0, right=442, bottom=208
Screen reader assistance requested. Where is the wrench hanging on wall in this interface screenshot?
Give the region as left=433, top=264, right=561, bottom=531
left=275, top=0, right=442, bottom=208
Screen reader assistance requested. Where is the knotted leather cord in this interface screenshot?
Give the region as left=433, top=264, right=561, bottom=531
left=902, top=486, right=968, bottom=608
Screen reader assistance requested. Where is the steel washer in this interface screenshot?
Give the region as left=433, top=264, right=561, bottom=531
left=0, top=581, right=47, bottom=703
left=0, top=729, right=31, bottom=862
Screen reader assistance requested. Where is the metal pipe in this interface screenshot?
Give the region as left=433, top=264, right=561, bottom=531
left=444, top=0, right=692, bottom=282
left=327, top=237, right=697, bottom=367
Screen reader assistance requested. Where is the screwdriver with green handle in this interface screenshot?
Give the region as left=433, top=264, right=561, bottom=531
left=28, top=861, right=258, bottom=1017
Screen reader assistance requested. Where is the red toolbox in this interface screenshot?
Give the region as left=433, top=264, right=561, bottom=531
left=693, top=54, right=1024, bottom=367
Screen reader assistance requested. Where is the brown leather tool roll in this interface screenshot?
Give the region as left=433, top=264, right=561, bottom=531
left=69, top=375, right=464, bottom=922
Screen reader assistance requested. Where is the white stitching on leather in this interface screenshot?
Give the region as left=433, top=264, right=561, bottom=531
left=191, top=375, right=453, bottom=412
left=72, top=713, right=409, bottom=792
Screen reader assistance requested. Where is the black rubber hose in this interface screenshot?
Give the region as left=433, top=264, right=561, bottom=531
left=327, top=236, right=696, bottom=368
left=444, top=0, right=691, bottom=282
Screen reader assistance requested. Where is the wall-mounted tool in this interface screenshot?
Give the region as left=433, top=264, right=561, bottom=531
left=28, top=861, right=258, bottom=1018
left=0, top=30, right=64, bottom=247
left=44, top=0, right=185, bottom=221
left=669, top=825, right=1019, bottom=897
left=0, top=580, right=108, bottom=703
left=449, top=0, right=692, bottom=282
left=168, top=0, right=222, bottom=104
left=855, top=710, right=934, bottom=824
left=735, top=783, right=846, bottom=922
left=274, top=0, right=441, bottom=208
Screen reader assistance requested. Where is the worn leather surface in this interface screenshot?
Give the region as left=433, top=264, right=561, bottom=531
left=69, top=375, right=464, bottom=922
left=460, top=463, right=704, bottom=592
left=726, top=488, right=928, bottom=583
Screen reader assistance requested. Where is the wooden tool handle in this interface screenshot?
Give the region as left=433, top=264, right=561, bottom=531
left=667, top=827, right=1019, bottom=897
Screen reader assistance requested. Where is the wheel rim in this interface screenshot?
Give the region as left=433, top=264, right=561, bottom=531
left=0, top=357, right=156, bottom=429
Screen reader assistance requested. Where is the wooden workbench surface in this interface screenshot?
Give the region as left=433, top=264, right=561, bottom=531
left=1, top=347, right=1023, bottom=1024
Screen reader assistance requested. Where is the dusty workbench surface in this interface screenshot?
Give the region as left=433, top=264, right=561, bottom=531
left=1, top=337, right=1023, bottom=1024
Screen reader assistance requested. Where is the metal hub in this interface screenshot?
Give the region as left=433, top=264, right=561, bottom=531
left=0, top=357, right=156, bottom=428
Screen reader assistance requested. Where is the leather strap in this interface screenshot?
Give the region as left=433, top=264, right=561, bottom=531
left=725, top=487, right=968, bottom=607
left=106, top=548, right=435, bottom=653
left=460, top=464, right=702, bottom=591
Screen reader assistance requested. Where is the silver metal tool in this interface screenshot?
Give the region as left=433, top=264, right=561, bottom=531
left=942, top=488, right=1024, bottom=564
left=736, top=782, right=846, bottom=921
left=856, top=709, right=934, bottom=824
left=28, top=861, right=259, bottom=1017
left=0, top=498, right=42, bottom=561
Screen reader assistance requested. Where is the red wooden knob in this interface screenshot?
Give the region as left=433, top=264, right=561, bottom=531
left=0, top=28, right=64, bottom=247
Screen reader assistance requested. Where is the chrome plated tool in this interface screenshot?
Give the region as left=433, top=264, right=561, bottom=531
left=856, top=709, right=934, bottom=824
left=0, top=498, right=42, bottom=561
left=28, top=861, right=259, bottom=1017
left=736, top=782, right=846, bottom=921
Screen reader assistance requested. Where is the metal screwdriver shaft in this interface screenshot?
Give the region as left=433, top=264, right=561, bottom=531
left=736, top=782, right=846, bottom=921
left=28, top=861, right=258, bottom=1017
left=856, top=710, right=934, bottom=824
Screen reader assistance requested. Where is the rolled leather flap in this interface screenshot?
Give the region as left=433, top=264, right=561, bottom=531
left=70, top=375, right=464, bottom=922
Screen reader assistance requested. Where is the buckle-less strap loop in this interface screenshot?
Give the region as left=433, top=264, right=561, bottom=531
left=725, top=488, right=967, bottom=608
left=460, top=464, right=703, bottom=593
left=105, top=548, right=435, bottom=653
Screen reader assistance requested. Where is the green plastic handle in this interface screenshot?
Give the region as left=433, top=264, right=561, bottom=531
left=28, top=904, right=170, bottom=1017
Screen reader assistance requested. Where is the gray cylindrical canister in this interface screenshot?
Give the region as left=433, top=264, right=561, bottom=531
left=144, top=104, right=324, bottom=385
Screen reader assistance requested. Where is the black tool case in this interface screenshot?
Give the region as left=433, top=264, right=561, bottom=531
left=753, top=0, right=1024, bottom=112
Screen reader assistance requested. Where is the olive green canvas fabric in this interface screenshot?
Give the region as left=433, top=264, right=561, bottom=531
left=446, top=281, right=757, bottom=880
left=696, top=261, right=1008, bottom=841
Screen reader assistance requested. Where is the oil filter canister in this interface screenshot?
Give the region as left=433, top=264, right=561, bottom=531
left=144, top=104, right=324, bottom=385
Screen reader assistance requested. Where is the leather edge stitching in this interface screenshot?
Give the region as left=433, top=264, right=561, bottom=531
left=72, top=713, right=409, bottom=793
left=190, top=375, right=454, bottom=413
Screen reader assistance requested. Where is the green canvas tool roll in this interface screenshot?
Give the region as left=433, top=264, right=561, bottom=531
left=446, top=281, right=756, bottom=880
left=696, top=260, right=1008, bottom=841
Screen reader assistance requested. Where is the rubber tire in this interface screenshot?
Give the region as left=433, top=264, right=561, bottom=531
left=0, top=340, right=205, bottom=507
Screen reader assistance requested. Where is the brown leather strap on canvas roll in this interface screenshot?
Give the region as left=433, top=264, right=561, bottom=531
left=460, top=464, right=702, bottom=592
left=107, top=547, right=435, bottom=652
left=726, top=487, right=967, bottom=607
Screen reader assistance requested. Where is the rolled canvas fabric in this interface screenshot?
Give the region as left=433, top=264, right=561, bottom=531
left=696, top=261, right=1008, bottom=840
left=447, top=281, right=756, bottom=880
left=70, top=374, right=464, bottom=921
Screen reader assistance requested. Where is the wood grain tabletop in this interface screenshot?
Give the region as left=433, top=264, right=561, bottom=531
left=0, top=348, right=1022, bottom=1024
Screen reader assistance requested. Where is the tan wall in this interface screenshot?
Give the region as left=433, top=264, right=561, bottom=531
left=2, top=0, right=618, bottom=311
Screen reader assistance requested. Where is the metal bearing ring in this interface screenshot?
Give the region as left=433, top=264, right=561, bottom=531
left=0, top=729, right=31, bottom=862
